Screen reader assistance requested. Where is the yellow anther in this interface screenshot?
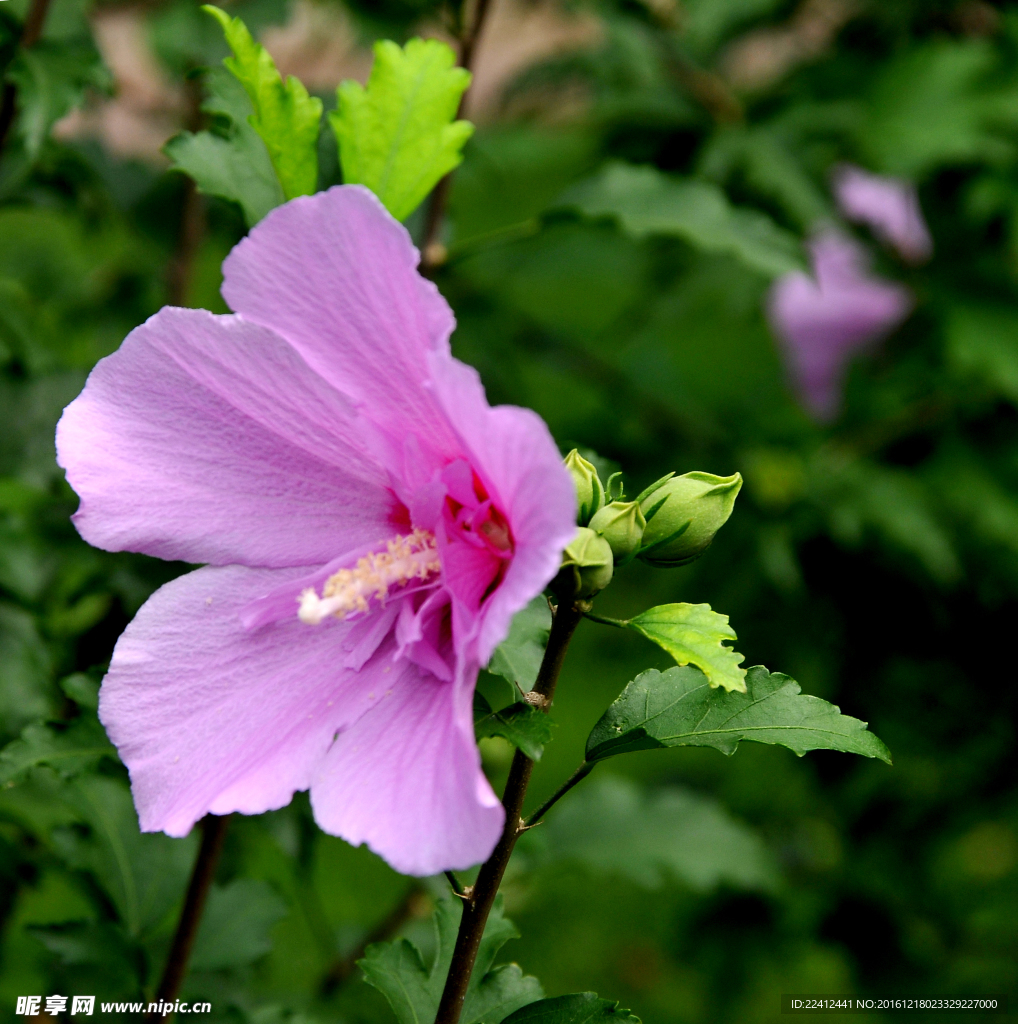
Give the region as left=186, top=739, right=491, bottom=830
left=298, top=529, right=441, bottom=625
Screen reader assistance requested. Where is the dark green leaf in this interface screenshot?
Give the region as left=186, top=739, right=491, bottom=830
left=486, top=597, right=551, bottom=691
left=190, top=879, right=288, bottom=971
left=586, top=665, right=891, bottom=764
left=475, top=694, right=554, bottom=761
left=0, top=715, right=114, bottom=786
left=6, top=40, right=108, bottom=158
left=624, top=603, right=746, bottom=693
left=533, top=776, right=778, bottom=892
left=164, top=65, right=285, bottom=227
left=59, top=673, right=99, bottom=711
left=359, top=896, right=542, bottom=1024
left=52, top=776, right=197, bottom=938
left=329, top=38, right=473, bottom=221
left=502, top=994, right=640, bottom=1024
left=561, top=162, right=803, bottom=278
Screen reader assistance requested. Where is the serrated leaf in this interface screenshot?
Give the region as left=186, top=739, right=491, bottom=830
left=486, top=597, right=551, bottom=690
left=6, top=40, right=109, bottom=158
left=164, top=65, right=284, bottom=227
left=533, top=776, right=778, bottom=892
left=475, top=693, right=554, bottom=761
left=625, top=603, right=746, bottom=693
left=0, top=715, right=114, bottom=786
left=585, top=665, right=891, bottom=764
left=359, top=896, right=542, bottom=1024
left=52, top=775, right=197, bottom=938
left=204, top=5, right=321, bottom=200
left=330, top=38, right=473, bottom=222
left=502, top=994, right=640, bottom=1024
left=190, top=879, right=288, bottom=971
left=560, top=162, right=803, bottom=278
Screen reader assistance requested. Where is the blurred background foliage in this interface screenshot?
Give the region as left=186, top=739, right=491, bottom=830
left=2, top=0, right=1018, bottom=1020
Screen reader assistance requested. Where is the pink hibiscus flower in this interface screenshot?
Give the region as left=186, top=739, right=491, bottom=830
left=767, top=230, right=913, bottom=421
left=56, top=185, right=576, bottom=876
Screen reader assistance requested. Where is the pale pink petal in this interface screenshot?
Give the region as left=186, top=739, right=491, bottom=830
left=221, top=186, right=462, bottom=474
left=833, top=164, right=933, bottom=264
left=428, top=353, right=577, bottom=664
left=99, top=565, right=393, bottom=836
left=310, top=663, right=503, bottom=876
left=57, top=307, right=396, bottom=567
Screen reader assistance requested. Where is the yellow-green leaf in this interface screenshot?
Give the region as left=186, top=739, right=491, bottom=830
left=203, top=5, right=321, bottom=200
left=628, top=603, right=746, bottom=692
left=329, top=38, right=473, bottom=222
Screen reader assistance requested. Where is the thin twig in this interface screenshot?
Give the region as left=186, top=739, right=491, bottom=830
left=0, top=0, right=55, bottom=157
left=319, top=884, right=429, bottom=995
left=445, top=870, right=467, bottom=898
left=434, top=598, right=586, bottom=1024
left=524, top=761, right=595, bottom=828
left=582, top=610, right=627, bottom=628
left=420, top=0, right=497, bottom=273
left=146, top=814, right=230, bottom=1020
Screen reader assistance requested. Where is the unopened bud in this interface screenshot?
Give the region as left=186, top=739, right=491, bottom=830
left=589, top=500, right=646, bottom=564
left=637, top=471, right=742, bottom=567
left=560, top=527, right=614, bottom=597
left=564, top=449, right=605, bottom=525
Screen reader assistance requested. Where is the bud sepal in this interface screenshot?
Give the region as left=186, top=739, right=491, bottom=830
left=588, top=500, right=646, bottom=565
left=637, top=471, right=743, bottom=567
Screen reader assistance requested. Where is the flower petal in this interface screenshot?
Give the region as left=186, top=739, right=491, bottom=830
left=99, top=564, right=391, bottom=837
left=221, top=185, right=462, bottom=474
left=57, top=307, right=395, bottom=567
left=311, top=662, right=503, bottom=875
left=428, top=353, right=577, bottom=664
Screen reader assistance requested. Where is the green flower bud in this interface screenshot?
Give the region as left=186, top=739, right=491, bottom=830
left=588, top=500, right=646, bottom=564
left=564, top=449, right=605, bottom=525
left=637, top=471, right=742, bottom=567
left=560, top=527, right=614, bottom=597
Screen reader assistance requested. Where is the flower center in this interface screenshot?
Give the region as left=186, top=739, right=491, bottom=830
left=298, top=529, right=441, bottom=625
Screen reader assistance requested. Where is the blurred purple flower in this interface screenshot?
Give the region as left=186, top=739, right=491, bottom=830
left=768, top=231, right=913, bottom=421
left=56, top=185, right=576, bottom=876
left=833, top=164, right=933, bottom=264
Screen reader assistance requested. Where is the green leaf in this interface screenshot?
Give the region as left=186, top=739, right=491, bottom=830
left=502, top=994, right=640, bottom=1024
left=359, top=896, right=542, bottom=1024
left=0, top=715, right=114, bottom=786
left=475, top=693, right=555, bottom=761
left=947, top=303, right=1018, bottom=403
left=203, top=5, right=321, bottom=200
left=52, top=776, right=197, bottom=938
left=624, top=603, right=746, bottom=693
left=190, top=879, right=288, bottom=971
left=585, top=665, right=891, bottom=764
left=486, top=597, right=551, bottom=690
left=164, top=65, right=285, bottom=227
left=329, top=38, right=473, bottom=221
left=533, top=776, right=778, bottom=892
left=561, top=162, right=803, bottom=278
left=6, top=40, right=108, bottom=158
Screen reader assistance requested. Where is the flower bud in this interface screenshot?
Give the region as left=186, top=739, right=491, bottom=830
left=564, top=449, right=605, bottom=525
left=560, top=527, right=614, bottom=597
left=588, top=500, right=646, bottom=564
left=637, top=471, right=742, bottom=567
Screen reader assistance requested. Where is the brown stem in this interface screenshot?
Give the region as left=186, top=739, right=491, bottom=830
left=0, top=0, right=55, bottom=157
left=146, top=814, right=229, bottom=1020
left=434, top=598, right=585, bottom=1024
left=319, top=884, right=430, bottom=996
left=166, top=72, right=206, bottom=307
left=420, top=0, right=496, bottom=273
